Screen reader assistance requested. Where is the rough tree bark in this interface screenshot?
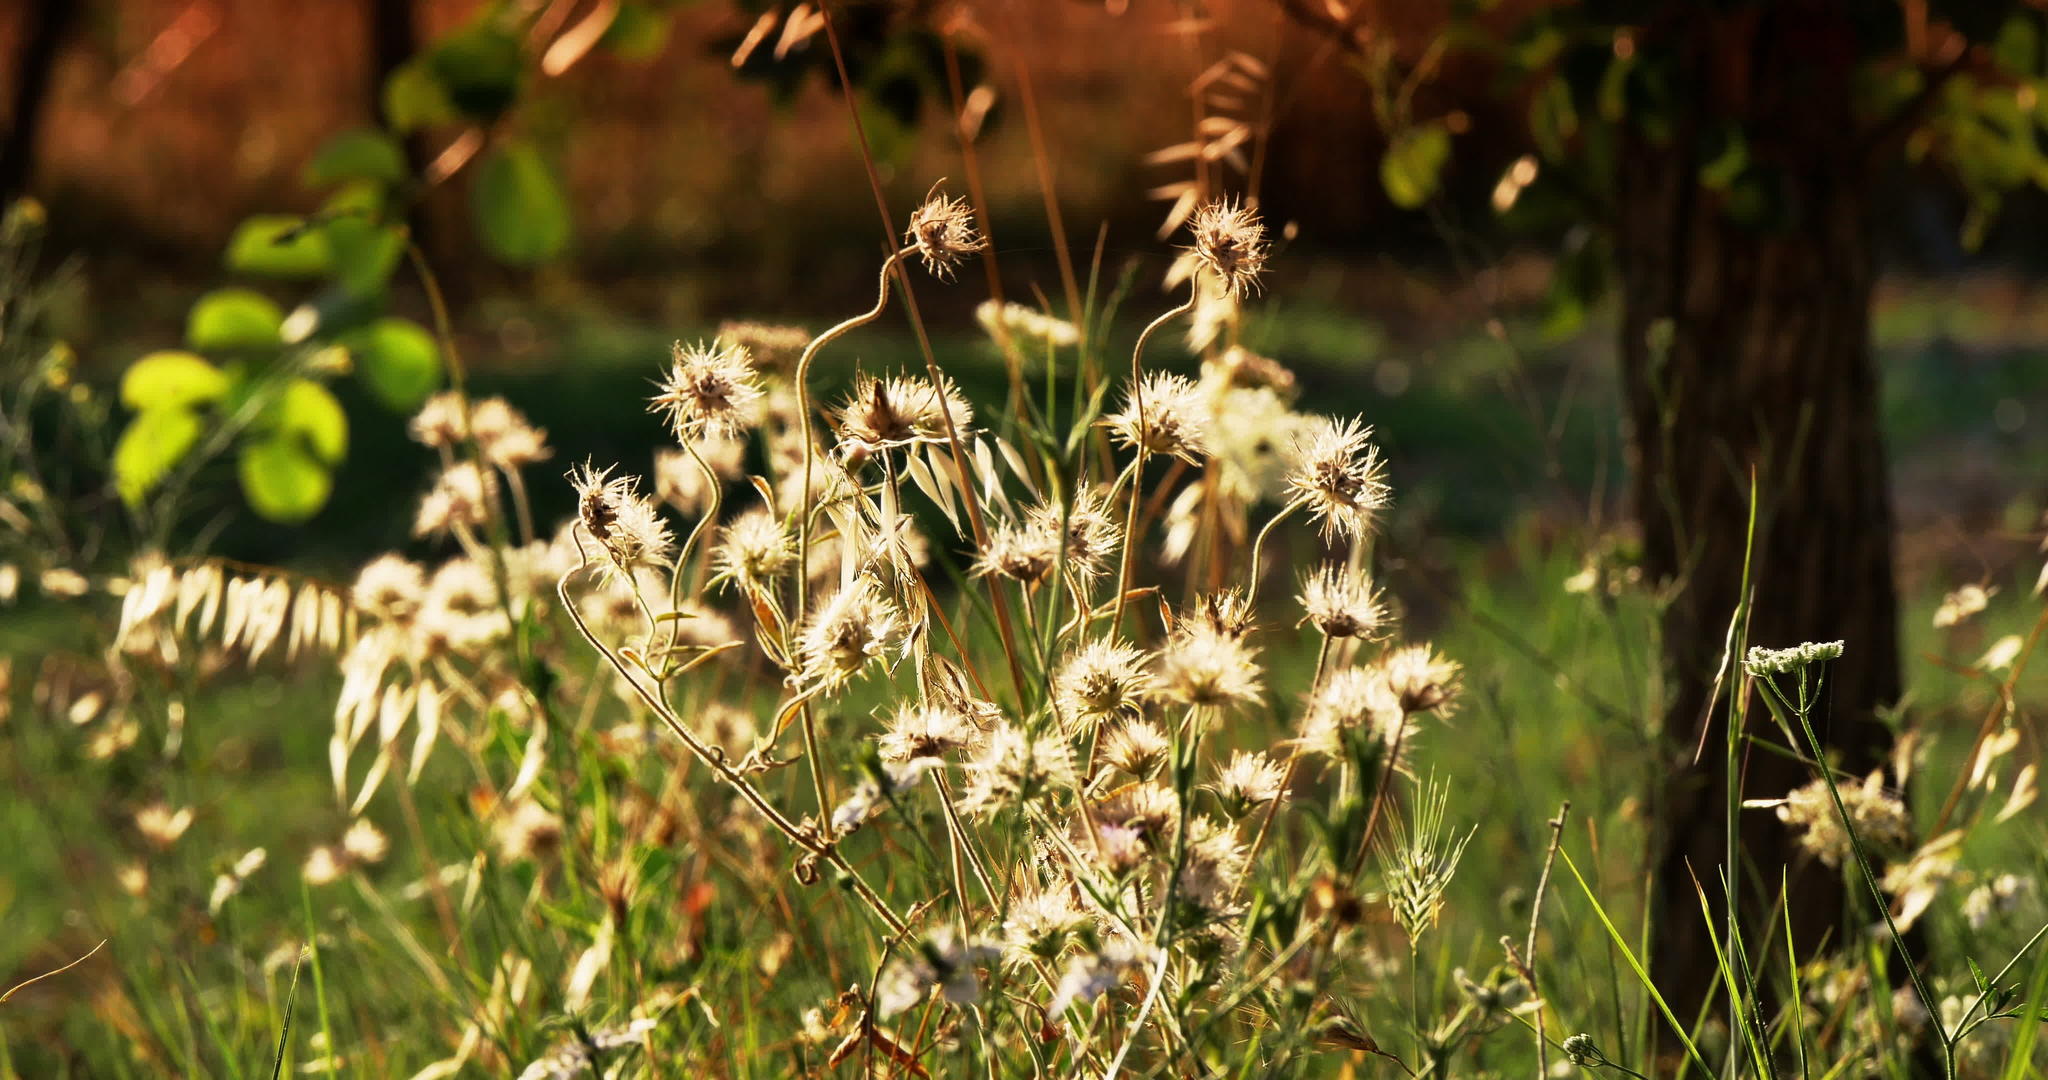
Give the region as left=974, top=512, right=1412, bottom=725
left=1614, top=2, right=1902, bottom=1036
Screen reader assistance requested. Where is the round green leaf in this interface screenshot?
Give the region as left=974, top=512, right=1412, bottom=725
left=472, top=140, right=571, bottom=266
left=324, top=216, right=406, bottom=297
left=384, top=59, right=459, bottom=133
left=186, top=288, right=284, bottom=352
left=239, top=435, right=333, bottom=523
left=305, top=129, right=408, bottom=187
left=271, top=379, right=349, bottom=466
left=121, top=351, right=230, bottom=411
left=347, top=317, right=443, bottom=412
left=113, top=407, right=204, bottom=506
left=226, top=215, right=333, bottom=278
left=1381, top=123, right=1452, bottom=210
left=430, top=24, right=524, bottom=122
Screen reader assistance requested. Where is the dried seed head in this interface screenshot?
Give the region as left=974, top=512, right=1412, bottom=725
left=878, top=702, right=986, bottom=763
left=1188, top=198, right=1268, bottom=298
left=650, top=339, right=763, bottom=440
left=408, top=391, right=468, bottom=449
left=568, top=461, right=674, bottom=574
left=653, top=439, right=743, bottom=515
left=1770, top=771, right=1912, bottom=868
left=1090, top=780, right=1180, bottom=845
left=976, top=299, right=1080, bottom=350
left=1101, top=720, right=1171, bottom=779
left=835, top=373, right=975, bottom=453
left=957, top=723, right=1080, bottom=819
left=352, top=554, right=426, bottom=622
left=715, top=508, right=796, bottom=593
left=1286, top=415, right=1389, bottom=542
left=1055, top=640, right=1154, bottom=728
left=494, top=798, right=563, bottom=863
left=972, top=519, right=1059, bottom=585
left=1300, top=564, right=1387, bottom=640
left=716, top=320, right=810, bottom=375
left=1002, top=886, right=1089, bottom=964
left=341, top=819, right=389, bottom=864
left=1154, top=625, right=1263, bottom=709
left=797, top=577, right=901, bottom=690
left=1025, top=487, right=1121, bottom=582
left=1298, top=665, right=1409, bottom=764
left=468, top=397, right=551, bottom=469
left=413, top=462, right=499, bottom=538
left=1382, top=643, right=1461, bottom=714
left=1184, top=589, right=1257, bottom=640
left=1103, top=372, right=1210, bottom=464
left=1209, top=750, right=1287, bottom=817
left=905, top=190, right=987, bottom=279
left=134, top=802, right=194, bottom=850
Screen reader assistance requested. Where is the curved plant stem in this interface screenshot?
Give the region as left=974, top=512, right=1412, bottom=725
left=1108, top=281, right=1199, bottom=635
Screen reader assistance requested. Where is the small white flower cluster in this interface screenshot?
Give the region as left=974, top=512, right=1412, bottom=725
left=1743, top=639, right=1846, bottom=677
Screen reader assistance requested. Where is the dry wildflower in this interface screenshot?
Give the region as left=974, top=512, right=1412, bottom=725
left=1053, top=642, right=1153, bottom=730
left=876, top=927, right=998, bottom=1018
left=116, top=862, right=150, bottom=897
left=39, top=567, right=89, bottom=598
left=1298, top=665, right=1409, bottom=763
left=973, top=518, right=1059, bottom=585
left=976, top=299, right=1081, bottom=351
left=834, top=373, right=975, bottom=457
left=1154, top=626, right=1263, bottom=709
left=1101, top=720, right=1171, bottom=779
left=494, top=798, right=564, bottom=863
left=1210, top=750, right=1287, bottom=817
left=1026, top=488, right=1121, bottom=581
left=208, top=847, right=267, bottom=914
left=715, top=508, right=796, bottom=592
left=1103, top=372, right=1210, bottom=464
left=1184, top=589, right=1258, bottom=639
left=904, top=190, right=987, bottom=279
left=1213, top=345, right=1297, bottom=397
left=1744, top=640, right=1847, bottom=677
left=408, top=390, right=468, bottom=449
left=134, top=803, right=194, bottom=850
left=1286, top=416, right=1388, bottom=542
left=1180, top=815, right=1248, bottom=916
left=1382, top=643, right=1461, bottom=714
left=1933, top=584, right=1994, bottom=628
left=1050, top=935, right=1157, bottom=1015
left=1188, top=198, right=1268, bottom=298
left=351, top=554, right=426, bottom=622
left=413, top=461, right=499, bottom=538
left=515, top=1017, right=658, bottom=1080
left=301, top=846, right=344, bottom=885
left=797, top=577, right=901, bottom=690
left=1204, top=384, right=1302, bottom=502
left=694, top=701, right=757, bottom=762
left=568, top=461, right=673, bottom=573
left=1300, top=563, right=1386, bottom=639
left=1089, top=781, right=1181, bottom=846
left=1882, top=832, right=1963, bottom=931
left=958, top=723, right=1080, bottom=818
left=1963, top=873, right=2035, bottom=929
left=86, top=718, right=139, bottom=760
left=1763, top=771, right=1912, bottom=868
left=650, top=339, right=763, bottom=439
left=877, top=702, right=985, bottom=763
left=653, top=437, right=743, bottom=515
left=342, top=819, right=389, bottom=864
left=717, top=320, right=809, bottom=374
left=831, top=758, right=938, bottom=835
left=469, top=397, right=551, bottom=469
left=1003, top=885, right=1089, bottom=964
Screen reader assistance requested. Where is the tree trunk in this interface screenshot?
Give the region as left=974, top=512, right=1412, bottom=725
left=1614, top=2, right=1902, bottom=1046
left=0, top=0, right=78, bottom=201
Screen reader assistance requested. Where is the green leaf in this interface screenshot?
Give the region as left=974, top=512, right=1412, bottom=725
left=270, top=379, right=349, bottom=466
left=347, top=317, right=443, bottom=412
left=1971, top=957, right=1992, bottom=995
left=472, top=140, right=570, bottom=265
left=383, top=59, right=458, bottom=133
left=113, top=407, right=204, bottom=506
left=429, top=24, right=525, bottom=122
left=602, top=3, right=670, bottom=59
left=186, top=289, right=284, bottom=352
left=304, top=129, right=408, bottom=187
left=121, top=351, right=230, bottom=411
left=239, top=435, right=333, bottom=523
left=1380, top=122, right=1452, bottom=210
left=226, top=215, right=333, bottom=278
left=324, top=216, right=406, bottom=297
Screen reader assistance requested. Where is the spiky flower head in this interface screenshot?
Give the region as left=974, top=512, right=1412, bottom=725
left=1743, top=640, right=1847, bottom=677
left=1003, top=885, right=1089, bottom=965
left=1103, top=372, right=1210, bottom=464
left=714, top=508, right=796, bottom=593
left=1025, top=487, right=1121, bottom=582
left=905, top=189, right=987, bottom=279
left=1382, top=643, right=1461, bottom=714
left=352, top=554, right=426, bottom=622
left=973, top=519, right=1059, bottom=585
left=1209, top=750, right=1287, bottom=817
left=835, top=373, right=975, bottom=459
left=1767, top=771, right=1912, bottom=868
left=716, top=320, right=810, bottom=375
left=877, top=702, right=986, bottom=764
left=650, top=339, right=763, bottom=440
left=1286, top=415, right=1389, bottom=542
left=1298, top=665, right=1409, bottom=764
left=797, top=577, right=901, bottom=691
left=568, top=461, right=673, bottom=574
left=1056, top=640, right=1154, bottom=728
left=653, top=438, right=744, bottom=515
left=1300, top=563, right=1387, bottom=640
left=1100, top=720, right=1171, bottom=779
left=876, top=926, right=998, bottom=1018
left=957, top=722, right=1080, bottom=818
left=1090, top=781, right=1180, bottom=847
left=1154, top=625, right=1263, bottom=710
left=408, top=390, right=468, bottom=449
left=468, top=397, right=551, bottom=469
left=1188, top=198, right=1269, bottom=299
left=414, top=461, right=499, bottom=538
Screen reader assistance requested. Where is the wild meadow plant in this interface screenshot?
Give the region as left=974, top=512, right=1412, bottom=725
left=7, top=184, right=2048, bottom=1080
